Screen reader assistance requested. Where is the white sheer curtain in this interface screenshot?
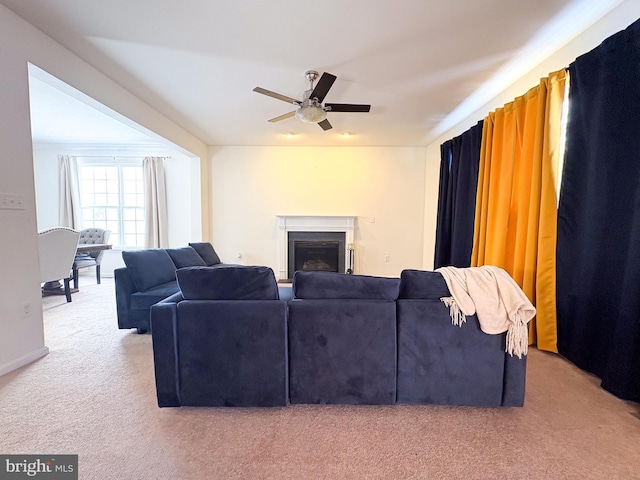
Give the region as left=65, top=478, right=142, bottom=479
left=143, top=156, right=168, bottom=248
left=58, top=154, right=80, bottom=228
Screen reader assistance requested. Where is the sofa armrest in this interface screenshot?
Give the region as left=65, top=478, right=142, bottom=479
left=114, top=267, right=137, bottom=329
left=151, top=301, right=180, bottom=407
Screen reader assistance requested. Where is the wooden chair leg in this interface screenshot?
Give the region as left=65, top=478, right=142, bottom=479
left=73, top=266, right=79, bottom=289
left=96, top=265, right=101, bottom=284
left=63, top=278, right=72, bottom=302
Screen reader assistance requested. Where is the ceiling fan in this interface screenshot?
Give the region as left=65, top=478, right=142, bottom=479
left=253, top=70, right=371, bottom=131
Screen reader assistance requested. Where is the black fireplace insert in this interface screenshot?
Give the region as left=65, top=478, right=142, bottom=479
left=287, top=231, right=345, bottom=280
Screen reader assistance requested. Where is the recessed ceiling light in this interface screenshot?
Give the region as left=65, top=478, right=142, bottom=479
left=342, top=132, right=353, bottom=138
left=284, top=132, right=295, bottom=138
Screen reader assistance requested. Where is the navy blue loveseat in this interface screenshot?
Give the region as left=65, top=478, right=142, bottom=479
left=115, top=242, right=221, bottom=333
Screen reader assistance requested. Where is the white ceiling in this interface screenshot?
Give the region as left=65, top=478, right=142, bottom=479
left=1, top=0, right=627, bottom=147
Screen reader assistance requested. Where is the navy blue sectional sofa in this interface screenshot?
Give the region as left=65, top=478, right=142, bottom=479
left=149, top=267, right=527, bottom=408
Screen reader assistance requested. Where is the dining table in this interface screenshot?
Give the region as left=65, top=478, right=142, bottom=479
left=75, top=243, right=112, bottom=255
left=42, top=243, right=113, bottom=296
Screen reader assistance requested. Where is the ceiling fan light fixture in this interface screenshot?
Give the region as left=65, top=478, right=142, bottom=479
left=254, top=71, right=371, bottom=131
left=295, top=106, right=327, bottom=123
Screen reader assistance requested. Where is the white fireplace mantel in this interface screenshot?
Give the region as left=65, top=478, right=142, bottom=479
left=276, top=215, right=356, bottom=280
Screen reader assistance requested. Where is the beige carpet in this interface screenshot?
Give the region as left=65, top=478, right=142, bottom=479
left=1, top=275, right=639, bottom=480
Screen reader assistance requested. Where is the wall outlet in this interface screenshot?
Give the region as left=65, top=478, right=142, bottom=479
left=22, top=302, right=31, bottom=317
left=384, top=255, right=390, bottom=262
left=0, top=193, right=26, bottom=210
left=369, top=216, right=376, bottom=223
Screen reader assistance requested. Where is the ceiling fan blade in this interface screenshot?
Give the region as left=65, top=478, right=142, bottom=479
left=310, top=73, right=337, bottom=103
left=325, top=103, right=371, bottom=113
left=268, top=111, right=296, bottom=123
left=253, top=87, right=300, bottom=105
left=318, top=119, right=333, bottom=131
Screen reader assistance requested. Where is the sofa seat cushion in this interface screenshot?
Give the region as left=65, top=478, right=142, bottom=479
left=122, top=249, right=176, bottom=292
left=130, top=281, right=180, bottom=310
left=166, top=246, right=206, bottom=268
left=292, top=271, right=400, bottom=300
left=189, top=242, right=222, bottom=266
left=176, top=265, right=279, bottom=300
left=398, top=269, right=450, bottom=299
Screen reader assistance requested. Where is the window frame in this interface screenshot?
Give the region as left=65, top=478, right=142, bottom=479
left=76, top=157, right=145, bottom=249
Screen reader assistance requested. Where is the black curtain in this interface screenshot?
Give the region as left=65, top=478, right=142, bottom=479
left=557, top=18, right=640, bottom=403
left=434, top=120, right=483, bottom=268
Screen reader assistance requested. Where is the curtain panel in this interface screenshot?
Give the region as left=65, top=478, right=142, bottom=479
left=557, top=19, right=640, bottom=402
left=471, top=69, right=567, bottom=352
left=143, top=157, right=168, bottom=248
left=58, top=154, right=80, bottom=229
left=434, top=121, right=483, bottom=269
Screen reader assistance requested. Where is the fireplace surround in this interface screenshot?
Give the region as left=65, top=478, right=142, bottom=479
left=276, top=216, right=356, bottom=281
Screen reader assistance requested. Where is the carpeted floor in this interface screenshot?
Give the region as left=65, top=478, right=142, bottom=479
left=1, top=275, right=639, bottom=479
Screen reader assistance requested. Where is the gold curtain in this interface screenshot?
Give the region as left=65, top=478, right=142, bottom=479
left=471, top=69, right=567, bottom=353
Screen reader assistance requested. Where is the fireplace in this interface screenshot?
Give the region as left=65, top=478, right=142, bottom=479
left=276, top=216, right=357, bottom=281
left=288, top=232, right=345, bottom=279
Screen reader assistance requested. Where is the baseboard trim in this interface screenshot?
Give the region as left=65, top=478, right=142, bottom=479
left=0, top=346, right=50, bottom=377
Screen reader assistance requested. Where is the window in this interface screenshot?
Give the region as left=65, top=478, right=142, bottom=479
left=557, top=78, right=571, bottom=201
left=77, top=158, right=144, bottom=248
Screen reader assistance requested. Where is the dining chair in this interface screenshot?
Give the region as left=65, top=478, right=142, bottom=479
left=73, top=227, right=111, bottom=288
left=38, top=227, right=80, bottom=302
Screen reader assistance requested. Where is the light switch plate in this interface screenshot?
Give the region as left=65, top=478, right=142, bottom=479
left=0, top=193, right=26, bottom=210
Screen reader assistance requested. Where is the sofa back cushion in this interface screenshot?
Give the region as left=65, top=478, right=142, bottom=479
left=188, top=242, right=222, bottom=266
left=398, top=269, right=450, bottom=299
left=166, top=246, right=206, bottom=268
left=292, top=271, right=400, bottom=300
left=176, top=265, right=279, bottom=300
left=122, top=249, right=176, bottom=292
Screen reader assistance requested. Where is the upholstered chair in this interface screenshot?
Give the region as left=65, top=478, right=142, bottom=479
left=73, top=228, right=111, bottom=288
left=38, top=227, right=80, bottom=302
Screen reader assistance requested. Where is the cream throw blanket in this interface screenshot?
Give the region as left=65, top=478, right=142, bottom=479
left=435, top=265, right=536, bottom=358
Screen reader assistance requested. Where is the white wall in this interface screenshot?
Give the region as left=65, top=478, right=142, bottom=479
left=164, top=154, right=203, bottom=246
left=0, top=4, right=207, bottom=376
left=421, top=0, right=640, bottom=270
left=210, top=146, right=426, bottom=278
left=32, top=146, right=58, bottom=230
